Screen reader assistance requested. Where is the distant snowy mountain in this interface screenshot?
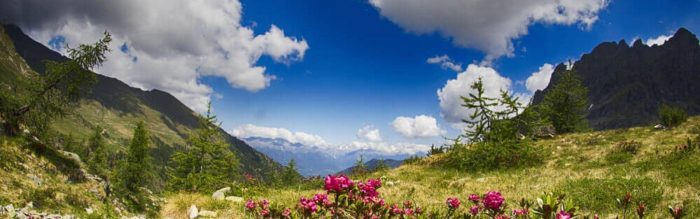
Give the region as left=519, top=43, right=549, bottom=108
left=242, top=137, right=422, bottom=176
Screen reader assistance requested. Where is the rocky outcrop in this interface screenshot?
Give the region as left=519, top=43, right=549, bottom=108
left=532, top=28, right=700, bottom=130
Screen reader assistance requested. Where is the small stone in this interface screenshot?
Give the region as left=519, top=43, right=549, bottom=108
left=85, top=207, right=94, bottom=214
left=212, top=187, right=231, bottom=200
left=198, top=210, right=218, bottom=217
left=476, top=178, right=486, bottom=182
left=225, top=196, right=243, bottom=202
left=26, top=174, right=42, bottom=186
left=187, top=205, right=198, bottom=219
left=4, top=204, right=15, bottom=217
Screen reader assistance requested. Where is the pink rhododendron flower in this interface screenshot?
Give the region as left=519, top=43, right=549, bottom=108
left=513, top=208, right=528, bottom=215
left=556, top=210, right=571, bottom=219
left=282, top=208, right=291, bottom=218
left=404, top=207, right=414, bottom=216
left=324, top=174, right=354, bottom=193
left=483, top=191, right=505, bottom=210
left=299, top=197, right=318, bottom=213
left=245, top=199, right=256, bottom=210
left=260, top=209, right=270, bottom=217
left=390, top=203, right=404, bottom=215
left=495, top=214, right=511, bottom=219
left=469, top=194, right=481, bottom=203
left=446, top=197, right=461, bottom=209
left=259, top=199, right=270, bottom=209
left=470, top=205, right=480, bottom=215
left=312, top=193, right=328, bottom=204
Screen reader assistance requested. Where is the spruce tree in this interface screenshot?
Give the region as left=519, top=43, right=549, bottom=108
left=114, top=121, right=156, bottom=212
left=280, top=159, right=301, bottom=185
left=87, top=127, right=108, bottom=177
left=168, top=103, right=238, bottom=192
left=540, top=70, right=589, bottom=133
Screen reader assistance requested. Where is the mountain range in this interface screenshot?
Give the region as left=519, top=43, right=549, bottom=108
left=0, top=24, right=282, bottom=180
left=533, top=28, right=700, bottom=130
left=242, top=137, right=417, bottom=176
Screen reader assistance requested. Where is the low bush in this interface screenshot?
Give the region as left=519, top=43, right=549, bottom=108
left=659, top=104, right=688, bottom=128
left=445, top=139, right=544, bottom=171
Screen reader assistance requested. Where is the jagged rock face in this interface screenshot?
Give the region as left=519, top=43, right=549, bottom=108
left=533, top=28, right=700, bottom=130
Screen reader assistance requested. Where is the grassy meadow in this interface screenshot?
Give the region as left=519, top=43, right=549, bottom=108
left=160, top=117, right=700, bottom=218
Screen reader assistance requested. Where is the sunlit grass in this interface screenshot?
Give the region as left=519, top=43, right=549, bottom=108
left=162, top=117, right=700, bottom=218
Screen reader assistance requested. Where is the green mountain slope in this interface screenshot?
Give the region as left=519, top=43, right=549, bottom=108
left=0, top=24, right=282, bottom=181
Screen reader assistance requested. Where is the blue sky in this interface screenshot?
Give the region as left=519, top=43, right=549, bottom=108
left=214, top=0, right=700, bottom=146
left=4, top=0, right=699, bottom=154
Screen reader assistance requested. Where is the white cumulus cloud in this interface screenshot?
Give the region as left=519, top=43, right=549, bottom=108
left=645, top=34, right=671, bottom=46
left=437, top=64, right=512, bottom=127
left=369, top=0, right=609, bottom=61
left=391, top=115, right=445, bottom=138
left=427, top=55, right=463, bottom=72
left=357, top=125, right=383, bottom=142
left=525, top=63, right=555, bottom=93
left=231, top=124, right=327, bottom=147
left=0, top=0, right=309, bottom=113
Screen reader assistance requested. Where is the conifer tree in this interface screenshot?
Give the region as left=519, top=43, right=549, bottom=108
left=87, top=127, right=108, bottom=177
left=280, top=159, right=301, bottom=185
left=374, top=159, right=390, bottom=172
left=168, top=103, right=238, bottom=192
left=540, top=70, right=589, bottom=133
left=1, top=32, right=111, bottom=136
left=460, top=77, right=498, bottom=143
left=352, top=155, right=368, bottom=176
left=114, top=121, right=156, bottom=212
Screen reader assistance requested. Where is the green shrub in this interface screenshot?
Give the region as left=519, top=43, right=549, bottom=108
left=445, top=139, right=544, bottom=171
left=658, top=104, right=688, bottom=128
left=556, top=178, right=662, bottom=213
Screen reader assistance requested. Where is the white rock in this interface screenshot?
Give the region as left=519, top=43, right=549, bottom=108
left=85, top=207, right=94, bottom=215
left=476, top=178, right=486, bottom=182
left=654, top=124, right=666, bottom=130
left=225, top=196, right=243, bottom=202
left=199, top=210, right=218, bottom=217
left=187, top=205, right=198, bottom=219
left=212, top=187, right=231, bottom=200
left=4, top=204, right=15, bottom=217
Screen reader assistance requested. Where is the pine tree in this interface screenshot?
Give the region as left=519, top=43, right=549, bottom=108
left=1, top=32, right=111, bottom=136
left=168, top=103, right=238, bottom=192
left=87, top=127, right=108, bottom=177
left=114, top=121, right=156, bottom=212
left=460, top=77, right=498, bottom=143
left=280, top=159, right=301, bottom=185
left=352, top=155, right=368, bottom=176
left=540, top=70, right=589, bottom=133
left=374, top=159, right=390, bottom=172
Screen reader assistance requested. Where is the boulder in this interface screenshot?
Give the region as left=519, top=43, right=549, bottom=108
left=654, top=124, right=666, bottom=130
left=225, top=196, right=243, bottom=202
left=211, top=187, right=231, bottom=200
left=198, top=210, right=218, bottom=217
left=187, top=205, right=198, bottom=219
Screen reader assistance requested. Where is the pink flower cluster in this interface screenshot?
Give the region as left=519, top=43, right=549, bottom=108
left=483, top=191, right=505, bottom=210
left=245, top=199, right=272, bottom=218
left=446, top=197, right=461, bottom=209
left=324, top=174, right=354, bottom=193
